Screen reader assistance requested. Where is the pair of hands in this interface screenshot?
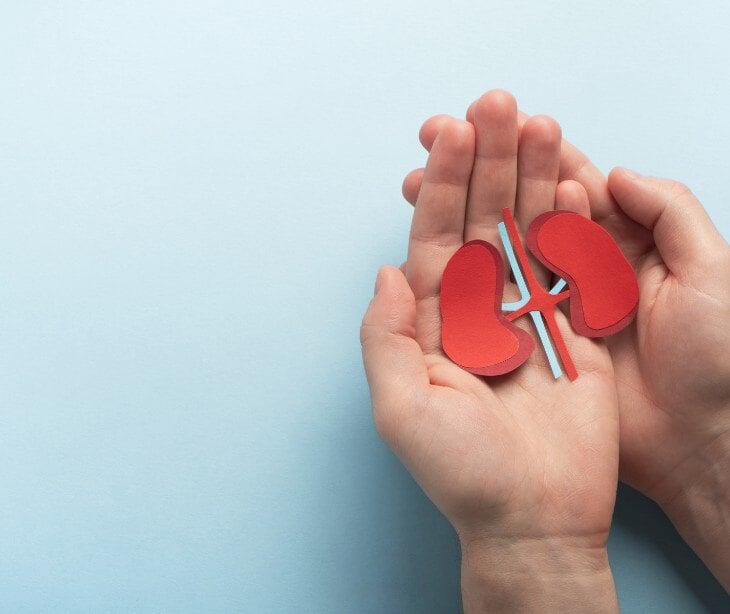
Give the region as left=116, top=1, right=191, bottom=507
left=360, top=90, right=730, bottom=611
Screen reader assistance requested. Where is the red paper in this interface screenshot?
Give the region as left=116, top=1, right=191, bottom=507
left=440, top=240, right=534, bottom=375
left=526, top=212, right=639, bottom=337
left=439, top=210, right=639, bottom=381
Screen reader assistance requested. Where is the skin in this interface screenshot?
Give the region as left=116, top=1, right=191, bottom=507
left=361, top=91, right=620, bottom=612
left=398, top=91, right=730, bottom=592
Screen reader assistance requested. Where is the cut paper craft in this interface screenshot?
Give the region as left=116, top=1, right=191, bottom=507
left=526, top=211, right=639, bottom=338
left=441, top=241, right=535, bottom=375
left=440, top=208, right=639, bottom=381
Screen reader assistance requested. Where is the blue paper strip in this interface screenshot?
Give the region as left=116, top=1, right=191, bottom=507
left=498, top=222, right=564, bottom=379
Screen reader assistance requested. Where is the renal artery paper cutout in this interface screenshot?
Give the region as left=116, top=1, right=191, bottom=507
left=440, top=208, right=639, bottom=381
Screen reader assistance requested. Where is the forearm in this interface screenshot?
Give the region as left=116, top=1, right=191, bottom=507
left=459, top=535, right=619, bottom=613
left=658, top=430, right=730, bottom=591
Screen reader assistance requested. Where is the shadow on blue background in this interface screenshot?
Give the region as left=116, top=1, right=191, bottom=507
left=611, top=484, right=728, bottom=612
left=312, top=384, right=462, bottom=613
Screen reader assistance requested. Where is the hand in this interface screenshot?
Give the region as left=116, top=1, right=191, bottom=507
left=405, top=96, right=730, bottom=590
left=604, top=168, right=730, bottom=590
left=361, top=91, right=620, bottom=612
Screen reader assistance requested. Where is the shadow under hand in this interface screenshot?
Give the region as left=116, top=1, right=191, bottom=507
left=611, top=483, right=728, bottom=612
left=323, top=384, right=461, bottom=614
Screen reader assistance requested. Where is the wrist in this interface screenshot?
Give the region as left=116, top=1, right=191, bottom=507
left=459, top=534, right=618, bottom=613
left=656, top=429, right=730, bottom=591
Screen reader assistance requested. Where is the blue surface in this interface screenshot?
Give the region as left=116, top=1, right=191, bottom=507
left=1, top=2, right=729, bottom=612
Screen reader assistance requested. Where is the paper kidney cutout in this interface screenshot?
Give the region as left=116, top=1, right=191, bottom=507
left=526, top=211, right=639, bottom=337
left=440, top=210, right=639, bottom=379
left=440, top=240, right=534, bottom=375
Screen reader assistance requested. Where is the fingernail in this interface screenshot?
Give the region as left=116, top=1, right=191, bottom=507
left=374, top=268, right=385, bottom=295
left=621, top=167, right=642, bottom=179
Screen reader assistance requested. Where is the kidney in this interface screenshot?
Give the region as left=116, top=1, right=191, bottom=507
left=440, top=240, right=534, bottom=376
left=526, top=211, right=639, bottom=338
left=439, top=211, right=639, bottom=379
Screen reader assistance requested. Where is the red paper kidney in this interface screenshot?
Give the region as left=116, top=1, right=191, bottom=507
left=440, top=240, right=534, bottom=375
left=526, top=211, right=639, bottom=337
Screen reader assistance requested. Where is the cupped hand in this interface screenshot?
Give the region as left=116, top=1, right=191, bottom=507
left=361, top=92, right=621, bottom=610
left=404, top=94, right=730, bottom=589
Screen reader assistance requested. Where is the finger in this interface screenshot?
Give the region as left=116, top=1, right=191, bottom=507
left=405, top=102, right=536, bottom=213
left=470, top=96, right=619, bottom=222
left=552, top=180, right=591, bottom=299
left=464, top=89, right=518, bottom=243
left=419, top=114, right=454, bottom=152
left=467, top=101, right=529, bottom=134
left=411, top=107, right=478, bottom=177
left=407, top=118, right=475, bottom=352
left=555, top=180, right=590, bottom=217
left=408, top=119, right=474, bottom=296
left=514, top=115, right=562, bottom=286
left=559, top=140, right=619, bottom=222
left=607, top=168, right=729, bottom=280
left=426, top=101, right=625, bottom=235
left=402, top=167, right=424, bottom=206
left=361, top=266, right=429, bottom=447
left=515, top=116, right=562, bottom=227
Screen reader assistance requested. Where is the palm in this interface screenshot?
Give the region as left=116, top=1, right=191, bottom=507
left=409, top=305, right=617, bottom=540
left=386, top=92, right=620, bottom=543
left=596, top=202, right=730, bottom=496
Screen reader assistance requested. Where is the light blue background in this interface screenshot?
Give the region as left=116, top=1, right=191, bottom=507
left=1, top=1, right=728, bottom=612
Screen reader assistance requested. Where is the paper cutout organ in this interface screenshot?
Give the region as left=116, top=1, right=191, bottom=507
left=440, top=208, right=639, bottom=381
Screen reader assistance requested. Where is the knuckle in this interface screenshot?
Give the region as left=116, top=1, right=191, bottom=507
left=359, top=319, right=380, bottom=349
left=665, top=180, right=694, bottom=203
left=359, top=309, right=374, bottom=345
left=659, top=179, right=698, bottom=217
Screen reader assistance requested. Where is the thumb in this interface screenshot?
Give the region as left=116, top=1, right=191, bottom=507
left=360, top=266, right=429, bottom=442
left=607, top=168, right=728, bottom=279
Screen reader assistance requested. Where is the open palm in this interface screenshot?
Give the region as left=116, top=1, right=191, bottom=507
left=361, top=91, right=620, bottom=550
